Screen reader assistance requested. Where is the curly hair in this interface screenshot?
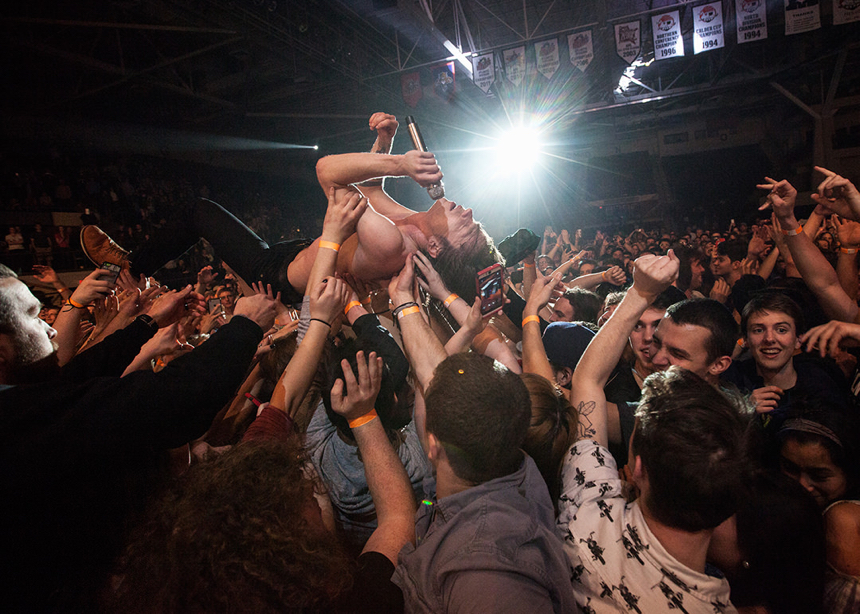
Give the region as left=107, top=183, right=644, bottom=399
left=110, top=439, right=353, bottom=613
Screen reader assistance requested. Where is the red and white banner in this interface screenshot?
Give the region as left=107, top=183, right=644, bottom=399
left=535, top=39, right=560, bottom=79
left=568, top=30, right=594, bottom=72
left=652, top=10, right=684, bottom=61
left=784, top=0, right=821, bottom=35
left=834, top=0, right=860, bottom=25
left=693, top=3, right=725, bottom=54
left=504, top=46, right=526, bottom=86
left=471, top=53, right=495, bottom=94
left=735, top=0, right=768, bottom=44
left=614, top=21, right=641, bottom=64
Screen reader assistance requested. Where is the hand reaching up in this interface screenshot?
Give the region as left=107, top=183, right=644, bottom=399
left=631, top=251, right=679, bottom=298
left=322, top=187, right=368, bottom=245
left=388, top=253, right=419, bottom=308
left=32, top=265, right=60, bottom=284
left=811, top=166, right=860, bottom=222
left=525, top=270, right=563, bottom=317
left=309, top=276, right=351, bottom=325
left=69, top=268, right=116, bottom=307
left=233, top=289, right=277, bottom=332
left=758, top=177, right=798, bottom=222
left=833, top=215, right=860, bottom=249
left=413, top=251, right=450, bottom=301
left=369, top=112, right=398, bottom=145
left=330, top=351, right=383, bottom=424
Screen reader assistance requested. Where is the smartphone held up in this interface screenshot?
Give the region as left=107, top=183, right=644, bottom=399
left=476, top=264, right=504, bottom=316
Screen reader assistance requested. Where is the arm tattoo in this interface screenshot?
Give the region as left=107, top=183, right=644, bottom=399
left=576, top=400, right=597, bottom=441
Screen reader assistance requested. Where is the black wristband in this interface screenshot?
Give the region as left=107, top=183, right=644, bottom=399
left=136, top=314, right=159, bottom=331
left=309, top=318, right=331, bottom=328
left=392, top=301, right=419, bottom=319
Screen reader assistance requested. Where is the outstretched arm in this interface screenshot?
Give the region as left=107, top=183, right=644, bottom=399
left=521, top=271, right=562, bottom=382
left=270, top=278, right=350, bottom=418
left=759, top=177, right=859, bottom=322
left=388, top=255, right=448, bottom=392
left=570, top=252, right=679, bottom=448
left=330, top=350, right=417, bottom=564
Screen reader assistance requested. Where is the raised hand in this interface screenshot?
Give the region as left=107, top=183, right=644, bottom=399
left=197, top=265, right=217, bottom=287
left=631, top=251, right=679, bottom=298
left=388, top=253, right=419, bottom=307
left=147, top=286, right=206, bottom=328
left=740, top=257, right=758, bottom=276
left=69, top=268, right=116, bottom=306
left=369, top=112, right=398, bottom=144
left=322, top=187, right=368, bottom=244
left=801, top=320, right=860, bottom=358
left=413, top=250, right=450, bottom=301
left=811, top=166, right=860, bottom=222
left=525, top=270, right=563, bottom=316
left=309, top=276, right=351, bottom=325
left=117, top=268, right=149, bottom=294
left=32, top=265, right=59, bottom=284
left=602, top=265, right=627, bottom=286
left=330, top=350, right=383, bottom=423
left=709, top=278, right=731, bottom=304
left=833, top=215, right=860, bottom=249
left=768, top=213, right=789, bottom=250
left=757, top=177, right=798, bottom=221
left=233, top=290, right=277, bottom=332
left=401, top=150, right=443, bottom=188
left=747, top=232, right=766, bottom=260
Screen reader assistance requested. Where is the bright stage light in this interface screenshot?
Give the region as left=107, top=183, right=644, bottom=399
left=495, top=126, right=541, bottom=173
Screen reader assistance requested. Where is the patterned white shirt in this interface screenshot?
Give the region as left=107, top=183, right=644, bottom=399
left=557, top=440, right=737, bottom=614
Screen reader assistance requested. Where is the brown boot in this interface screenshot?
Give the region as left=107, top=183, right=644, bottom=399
left=80, top=226, right=130, bottom=270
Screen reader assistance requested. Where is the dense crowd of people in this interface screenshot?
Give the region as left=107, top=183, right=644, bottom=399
left=1, top=112, right=859, bottom=613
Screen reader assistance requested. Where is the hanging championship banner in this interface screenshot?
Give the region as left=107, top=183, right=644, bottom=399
left=568, top=30, right=594, bottom=72
left=693, top=3, right=725, bottom=54
left=432, top=62, right=455, bottom=102
left=735, top=0, right=768, bottom=44
left=614, top=21, right=641, bottom=64
left=503, top=46, right=526, bottom=86
left=535, top=39, right=560, bottom=79
left=471, top=53, right=495, bottom=94
left=652, top=10, right=684, bottom=61
left=785, top=0, right=821, bottom=35
left=834, top=0, right=860, bottom=25
left=401, top=72, right=422, bottom=108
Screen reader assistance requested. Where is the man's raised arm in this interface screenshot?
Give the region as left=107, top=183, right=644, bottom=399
left=570, top=252, right=678, bottom=448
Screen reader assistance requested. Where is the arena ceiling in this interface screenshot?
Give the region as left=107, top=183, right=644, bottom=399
left=2, top=0, right=859, bottom=223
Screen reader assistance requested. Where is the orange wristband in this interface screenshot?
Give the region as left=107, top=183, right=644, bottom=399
left=344, top=300, right=362, bottom=315
left=522, top=315, right=541, bottom=326
left=319, top=240, right=340, bottom=252
left=66, top=298, right=86, bottom=309
left=397, top=305, right=421, bottom=320
left=443, top=293, right=459, bottom=308
left=781, top=226, right=803, bottom=237
left=523, top=262, right=536, bottom=268
left=348, top=409, right=378, bottom=429
left=840, top=247, right=858, bottom=254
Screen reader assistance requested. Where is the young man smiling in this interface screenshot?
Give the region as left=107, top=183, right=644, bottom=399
left=737, top=291, right=851, bottom=435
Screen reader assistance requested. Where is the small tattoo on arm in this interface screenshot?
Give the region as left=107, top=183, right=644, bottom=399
left=577, top=400, right=597, bottom=441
